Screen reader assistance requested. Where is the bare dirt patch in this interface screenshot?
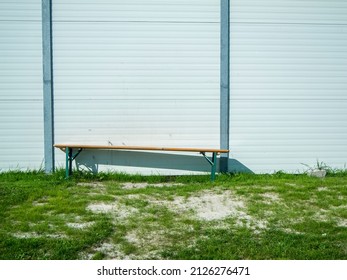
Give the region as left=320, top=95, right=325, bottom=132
left=86, top=188, right=268, bottom=233
left=121, top=182, right=184, bottom=189
left=313, top=210, right=330, bottom=223
left=148, top=190, right=268, bottom=233
left=32, top=196, right=49, bottom=207
left=260, top=193, right=281, bottom=205
left=261, top=192, right=280, bottom=201
left=84, top=189, right=272, bottom=259
left=284, top=183, right=297, bottom=187
left=125, top=230, right=166, bottom=259
left=77, top=182, right=106, bottom=188
left=86, top=201, right=138, bottom=219
left=32, top=202, right=48, bottom=207
left=337, top=219, right=347, bottom=228
left=12, top=232, right=67, bottom=239
left=86, top=203, right=116, bottom=213
left=90, top=242, right=130, bottom=260
left=280, top=228, right=305, bottom=235
left=126, top=228, right=173, bottom=247
left=78, top=182, right=107, bottom=194
left=171, top=191, right=246, bottom=221
left=66, top=222, right=95, bottom=229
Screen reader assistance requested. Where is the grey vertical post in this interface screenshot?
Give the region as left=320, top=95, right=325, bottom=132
left=220, top=0, right=230, bottom=173
left=42, top=0, right=55, bottom=173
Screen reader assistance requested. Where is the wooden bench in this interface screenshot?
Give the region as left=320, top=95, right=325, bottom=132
left=54, top=144, right=229, bottom=181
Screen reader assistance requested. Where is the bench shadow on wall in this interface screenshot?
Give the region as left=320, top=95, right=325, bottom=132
left=73, top=150, right=253, bottom=174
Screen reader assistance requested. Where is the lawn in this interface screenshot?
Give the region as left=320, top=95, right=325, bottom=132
left=0, top=170, right=346, bottom=260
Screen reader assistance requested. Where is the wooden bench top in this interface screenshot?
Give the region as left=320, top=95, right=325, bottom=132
left=54, top=144, right=229, bottom=154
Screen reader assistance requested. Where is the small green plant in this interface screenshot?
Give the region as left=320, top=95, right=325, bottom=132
left=301, top=160, right=330, bottom=171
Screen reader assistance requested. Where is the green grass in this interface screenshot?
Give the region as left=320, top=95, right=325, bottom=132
left=0, top=170, right=346, bottom=260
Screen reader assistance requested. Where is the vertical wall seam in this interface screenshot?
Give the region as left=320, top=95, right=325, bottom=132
left=220, top=0, right=230, bottom=172
left=42, top=0, right=55, bottom=173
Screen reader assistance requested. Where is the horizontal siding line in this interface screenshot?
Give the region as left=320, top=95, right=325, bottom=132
left=230, top=21, right=347, bottom=27
left=229, top=98, right=347, bottom=101
left=231, top=63, right=347, bottom=66
left=52, top=20, right=219, bottom=24
left=231, top=51, right=347, bottom=55
left=230, top=99, right=347, bottom=102
left=231, top=9, right=347, bottom=15
left=54, top=99, right=219, bottom=101
left=0, top=19, right=41, bottom=23
left=0, top=99, right=42, bottom=102
left=230, top=82, right=347, bottom=85
left=49, top=98, right=346, bottom=102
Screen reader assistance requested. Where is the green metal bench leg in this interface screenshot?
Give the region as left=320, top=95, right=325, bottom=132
left=65, top=147, right=69, bottom=178
left=201, top=152, right=217, bottom=181
left=210, top=152, right=217, bottom=181
left=65, top=147, right=72, bottom=178
left=65, top=147, right=83, bottom=179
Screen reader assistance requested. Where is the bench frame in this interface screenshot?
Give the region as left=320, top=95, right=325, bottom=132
left=54, top=144, right=229, bottom=181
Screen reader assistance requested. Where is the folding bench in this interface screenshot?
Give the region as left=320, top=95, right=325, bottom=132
left=54, top=144, right=229, bottom=181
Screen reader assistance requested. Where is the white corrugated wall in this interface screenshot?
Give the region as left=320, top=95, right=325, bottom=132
left=52, top=0, right=220, bottom=174
left=1, top=0, right=346, bottom=174
left=0, top=0, right=44, bottom=171
left=229, top=0, right=347, bottom=173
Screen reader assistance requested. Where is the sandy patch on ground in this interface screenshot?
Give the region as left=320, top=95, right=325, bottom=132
left=32, top=202, right=48, bottom=207
left=77, top=182, right=106, bottom=188
left=147, top=190, right=268, bottom=233
left=90, top=242, right=130, bottom=260
left=126, top=225, right=197, bottom=260
left=125, top=230, right=166, bottom=254
left=331, top=205, right=347, bottom=210
left=337, top=219, right=347, bottom=227
left=171, top=191, right=246, bottom=221
left=66, top=222, right=95, bottom=229
left=87, top=201, right=138, bottom=219
left=86, top=239, right=161, bottom=260
left=284, top=183, right=297, bottom=187
left=32, top=196, right=49, bottom=207
left=12, top=232, right=67, bottom=239
left=86, top=188, right=268, bottom=231
left=313, top=210, right=330, bottom=223
left=84, top=188, right=272, bottom=259
left=121, top=182, right=184, bottom=189
left=78, top=182, right=107, bottom=195
left=260, top=193, right=281, bottom=204
left=280, top=228, right=305, bottom=235
left=86, top=203, right=116, bottom=213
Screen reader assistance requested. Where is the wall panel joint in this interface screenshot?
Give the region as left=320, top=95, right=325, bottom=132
left=42, top=0, right=55, bottom=173
left=220, top=0, right=230, bottom=173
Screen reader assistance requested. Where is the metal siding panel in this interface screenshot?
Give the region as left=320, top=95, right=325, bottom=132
left=53, top=22, right=219, bottom=101
left=231, top=0, right=347, bottom=25
left=0, top=100, right=44, bottom=170
left=0, top=22, right=43, bottom=100
left=53, top=1, right=220, bottom=175
left=0, top=1, right=43, bottom=171
left=0, top=0, right=41, bottom=21
left=230, top=0, right=347, bottom=173
left=53, top=0, right=219, bottom=22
